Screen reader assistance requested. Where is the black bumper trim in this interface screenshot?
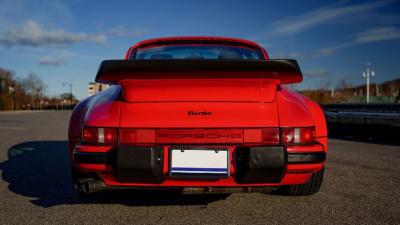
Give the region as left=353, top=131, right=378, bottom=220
left=287, top=152, right=326, bottom=164
left=116, top=146, right=164, bottom=183
left=73, top=151, right=111, bottom=164
left=235, top=146, right=286, bottom=184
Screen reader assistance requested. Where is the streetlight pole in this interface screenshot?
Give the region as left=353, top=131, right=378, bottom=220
left=8, top=86, right=15, bottom=110
left=362, top=66, right=375, bottom=104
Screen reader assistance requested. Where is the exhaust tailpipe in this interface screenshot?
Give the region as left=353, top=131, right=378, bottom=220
left=75, top=179, right=108, bottom=194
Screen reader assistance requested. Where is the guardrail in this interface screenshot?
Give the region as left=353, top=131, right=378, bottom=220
left=322, top=104, right=400, bottom=127
left=322, top=104, right=399, bottom=144
left=323, top=104, right=400, bottom=112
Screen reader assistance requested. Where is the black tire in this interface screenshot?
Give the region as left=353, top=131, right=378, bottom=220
left=277, top=168, right=324, bottom=196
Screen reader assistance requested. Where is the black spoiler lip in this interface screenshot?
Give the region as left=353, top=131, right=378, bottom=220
left=95, top=59, right=303, bottom=84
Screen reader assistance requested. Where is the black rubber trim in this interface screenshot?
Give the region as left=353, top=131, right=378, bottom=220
left=116, top=145, right=164, bottom=183
left=235, top=146, right=286, bottom=184
left=287, top=152, right=326, bottom=164
left=73, top=151, right=111, bottom=164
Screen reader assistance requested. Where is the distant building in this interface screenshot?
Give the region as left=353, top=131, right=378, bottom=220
left=88, top=82, right=110, bottom=96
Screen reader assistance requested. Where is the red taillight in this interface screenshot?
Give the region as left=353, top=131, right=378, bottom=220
left=103, top=128, right=117, bottom=144
left=281, top=128, right=294, bottom=144
left=300, top=127, right=314, bottom=143
left=82, top=127, right=98, bottom=143
left=281, top=127, right=315, bottom=145
left=82, top=127, right=117, bottom=144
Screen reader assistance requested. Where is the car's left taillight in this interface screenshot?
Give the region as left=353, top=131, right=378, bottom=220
left=82, top=127, right=117, bottom=144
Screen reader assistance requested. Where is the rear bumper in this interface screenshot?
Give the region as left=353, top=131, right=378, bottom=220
left=73, top=143, right=326, bottom=187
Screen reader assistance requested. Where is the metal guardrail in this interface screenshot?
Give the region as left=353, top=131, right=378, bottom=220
left=322, top=104, right=400, bottom=127
left=323, top=104, right=400, bottom=112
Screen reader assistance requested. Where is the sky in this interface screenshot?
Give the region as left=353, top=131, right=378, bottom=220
left=0, top=0, right=399, bottom=100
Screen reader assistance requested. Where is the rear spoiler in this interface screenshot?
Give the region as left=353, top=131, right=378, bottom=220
left=95, top=59, right=303, bottom=84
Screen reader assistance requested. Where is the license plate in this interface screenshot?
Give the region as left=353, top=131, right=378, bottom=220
left=170, top=148, right=229, bottom=178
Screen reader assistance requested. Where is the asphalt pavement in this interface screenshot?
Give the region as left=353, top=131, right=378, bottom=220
left=0, top=111, right=399, bottom=225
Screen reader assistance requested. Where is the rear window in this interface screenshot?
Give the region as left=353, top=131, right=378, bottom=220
left=133, top=45, right=264, bottom=60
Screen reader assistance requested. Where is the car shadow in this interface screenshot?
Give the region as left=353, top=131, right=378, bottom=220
left=0, top=141, right=228, bottom=208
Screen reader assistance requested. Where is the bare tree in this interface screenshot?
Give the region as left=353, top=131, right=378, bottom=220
left=0, top=68, right=16, bottom=110
left=21, top=73, right=47, bottom=110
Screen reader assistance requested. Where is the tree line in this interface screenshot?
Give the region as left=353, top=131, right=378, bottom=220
left=0, top=67, right=77, bottom=110
left=299, top=78, right=400, bottom=104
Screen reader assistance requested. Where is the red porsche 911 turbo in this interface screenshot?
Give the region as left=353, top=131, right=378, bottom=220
left=68, top=36, right=327, bottom=196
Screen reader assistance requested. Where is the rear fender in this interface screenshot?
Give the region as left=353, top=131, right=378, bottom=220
left=68, top=85, right=122, bottom=155
left=276, top=87, right=328, bottom=150
left=83, top=85, right=121, bottom=128
left=276, top=88, right=314, bottom=127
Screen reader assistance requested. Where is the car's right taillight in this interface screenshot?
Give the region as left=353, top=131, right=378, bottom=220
left=281, top=127, right=315, bottom=145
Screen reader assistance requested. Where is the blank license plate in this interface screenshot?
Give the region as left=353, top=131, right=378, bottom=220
left=170, top=148, right=229, bottom=177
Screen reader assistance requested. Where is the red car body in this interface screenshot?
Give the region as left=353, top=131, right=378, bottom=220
left=68, top=36, right=327, bottom=195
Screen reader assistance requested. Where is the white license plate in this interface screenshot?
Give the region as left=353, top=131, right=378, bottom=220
left=170, top=148, right=229, bottom=177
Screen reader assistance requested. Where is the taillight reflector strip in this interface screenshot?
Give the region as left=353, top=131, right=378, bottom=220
left=82, top=127, right=314, bottom=145
left=119, top=128, right=136, bottom=144
left=119, top=128, right=280, bottom=145
left=120, top=128, right=155, bottom=144
left=262, top=128, right=280, bottom=145
left=156, top=129, right=243, bottom=144
left=243, top=128, right=280, bottom=145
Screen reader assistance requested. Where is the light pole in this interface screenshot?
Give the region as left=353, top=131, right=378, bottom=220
left=8, top=85, right=15, bottom=110
left=362, top=66, right=375, bottom=104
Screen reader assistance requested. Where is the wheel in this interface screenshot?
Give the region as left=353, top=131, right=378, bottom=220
left=277, top=168, right=324, bottom=196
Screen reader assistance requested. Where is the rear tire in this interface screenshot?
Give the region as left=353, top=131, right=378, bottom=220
left=277, top=168, right=324, bottom=196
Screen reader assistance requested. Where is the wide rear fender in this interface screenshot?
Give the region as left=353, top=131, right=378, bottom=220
left=276, top=87, right=327, bottom=138
left=83, top=85, right=121, bottom=128
left=68, top=85, right=122, bottom=153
